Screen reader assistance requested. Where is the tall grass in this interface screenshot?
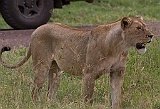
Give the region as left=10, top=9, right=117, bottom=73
left=0, top=39, right=159, bottom=109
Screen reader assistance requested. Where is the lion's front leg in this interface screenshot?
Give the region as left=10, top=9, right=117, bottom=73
left=110, top=52, right=128, bottom=109
left=83, top=73, right=95, bottom=104
left=83, top=69, right=104, bottom=104
left=110, top=67, right=125, bottom=109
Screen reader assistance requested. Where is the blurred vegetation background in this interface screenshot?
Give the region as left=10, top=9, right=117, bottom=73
left=0, top=0, right=160, bottom=29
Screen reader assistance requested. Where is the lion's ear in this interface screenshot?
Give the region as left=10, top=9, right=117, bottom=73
left=136, top=16, right=143, bottom=21
left=121, top=17, right=132, bottom=29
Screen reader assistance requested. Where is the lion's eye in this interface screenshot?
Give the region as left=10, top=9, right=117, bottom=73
left=136, top=27, right=143, bottom=31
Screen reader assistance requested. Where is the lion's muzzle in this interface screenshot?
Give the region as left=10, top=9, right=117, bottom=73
left=136, top=34, right=153, bottom=55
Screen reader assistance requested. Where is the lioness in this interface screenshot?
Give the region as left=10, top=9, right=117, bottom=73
left=0, top=17, right=153, bottom=109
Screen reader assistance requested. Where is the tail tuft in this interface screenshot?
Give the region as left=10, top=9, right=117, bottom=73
left=1, top=47, right=11, bottom=53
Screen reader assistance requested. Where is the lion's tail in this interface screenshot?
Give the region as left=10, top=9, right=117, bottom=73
left=0, top=45, right=31, bottom=69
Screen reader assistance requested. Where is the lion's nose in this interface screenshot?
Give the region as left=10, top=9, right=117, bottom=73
left=147, top=35, right=153, bottom=43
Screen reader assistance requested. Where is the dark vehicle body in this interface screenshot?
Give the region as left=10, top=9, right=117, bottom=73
left=0, top=0, right=93, bottom=29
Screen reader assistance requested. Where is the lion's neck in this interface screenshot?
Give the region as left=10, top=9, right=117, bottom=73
left=106, top=22, right=130, bottom=55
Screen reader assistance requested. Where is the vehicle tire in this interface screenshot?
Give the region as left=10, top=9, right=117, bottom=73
left=0, top=0, right=53, bottom=29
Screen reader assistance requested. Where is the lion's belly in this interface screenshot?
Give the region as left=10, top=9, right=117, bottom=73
left=54, top=38, right=89, bottom=76
left=56, top=58, right=85, bottom=76
left=54, top=52, right=86, bottom=76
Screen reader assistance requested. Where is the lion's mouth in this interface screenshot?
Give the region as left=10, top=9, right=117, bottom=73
left=136, top=37, right=152, bottom=49
left=136, top=43, right=147, bottom=54
left=136, top=43, right=146, bottom=49
left=135, top=34, right=153, bottom=54
left=135, top=37, right=152, bottom=54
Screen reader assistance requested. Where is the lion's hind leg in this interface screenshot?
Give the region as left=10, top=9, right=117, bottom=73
left=47, top=60, right=62, bottom=102
left=31, top=59, right=51, bottom=102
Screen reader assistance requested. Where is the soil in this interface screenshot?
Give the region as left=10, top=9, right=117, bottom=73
left=0, top=21, right=160, bottom=49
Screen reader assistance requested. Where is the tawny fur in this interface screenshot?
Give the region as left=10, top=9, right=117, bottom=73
left=0, top=17, right=153, bottom=109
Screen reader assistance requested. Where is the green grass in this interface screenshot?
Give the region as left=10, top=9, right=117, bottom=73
left=0, top=39, right=159, bottom=109
left=0, top=0, right=160, bottom=29
left=0, top=0, right=160, bottom=108
left=0, top=15, right=10, bottom=29
left=49, top=0, right=160, bottom=26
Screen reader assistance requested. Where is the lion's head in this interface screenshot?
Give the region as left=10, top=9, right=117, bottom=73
left=121, top=16, right=153, bottom=54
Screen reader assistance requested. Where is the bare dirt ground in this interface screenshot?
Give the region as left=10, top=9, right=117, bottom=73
left=0, top=21, right=160, bottom=49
